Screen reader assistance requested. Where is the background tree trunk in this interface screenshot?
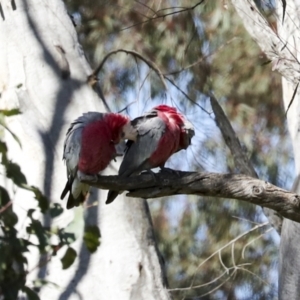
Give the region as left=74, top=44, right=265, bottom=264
left=0, top=0, right=168, bottom=299
left=277, top=2, right=300, bottom=299
left=230, top=0, right=300, bottom=298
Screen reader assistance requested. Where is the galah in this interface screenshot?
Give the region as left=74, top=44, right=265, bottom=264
left=106, top=105, right=195, bottom=204
left=60, top=112, right=137, bottom=209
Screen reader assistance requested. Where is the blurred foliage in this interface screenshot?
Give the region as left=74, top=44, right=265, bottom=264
left=63, top=0, right=288, bottom=299
left=0, top=111, right=99, bottom=299
left=83, top=225, right=101, bottom=253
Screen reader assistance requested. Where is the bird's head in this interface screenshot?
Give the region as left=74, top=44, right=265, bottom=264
left=153, top=105, right=194, bottom=149
left=121, top=121, right=137, bottom=142
left=106, top=113, right=137, bottom=144
left=179, top=119, right=195, bottom=150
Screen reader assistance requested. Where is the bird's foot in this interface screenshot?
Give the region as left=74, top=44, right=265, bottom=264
left=160, top=167, right=180, bottom=176
left=78, top=171, right=98, bottom=183
left=141, top=169, right=158, bottom=181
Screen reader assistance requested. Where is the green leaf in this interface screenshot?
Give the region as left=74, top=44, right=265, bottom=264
left=0, top=141, right=8, bottom=156
left=58, top=229, right=76, bottom=245
left=0, top=185, right=11, bottom=206
left=6, top=162, right=27, bottom=186
left=32, top=188, right=49, bottom=213
left=23, top=286, right=40, bottom=300
left=0, top=109, right=21, bottom=117
left=27, top=209, right=36, bottom=218
left=26, top=219, right=49, bottom=253
left=0, top=117, right=22, bottom=148
left=23, top=186, right=49, bottom=213
left=0, top=186, right=18, bottom=226
left=61, top=247, right=77, bottom=269
left=33, top=279, right=59, bottom=289
left=49, top=203, right=64, bottom=218
left=83, top=225, right=101, bottom=253
left=1, top=210, right=18, bottom=227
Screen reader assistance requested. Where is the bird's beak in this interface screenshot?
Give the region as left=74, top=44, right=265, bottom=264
left=122, top=123, right=137, bottom=141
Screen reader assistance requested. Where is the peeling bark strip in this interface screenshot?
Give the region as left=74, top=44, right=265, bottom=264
left=231, top=0, right=300, bottom=84
left=83, top=170, right=300, bottom=223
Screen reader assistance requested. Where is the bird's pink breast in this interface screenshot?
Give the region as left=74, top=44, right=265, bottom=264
left=78, top=121, right=115, bottom=174
left=148, top=113, right=181, bottom=167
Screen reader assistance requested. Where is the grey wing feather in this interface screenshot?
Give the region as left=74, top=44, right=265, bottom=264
left=63, top=112, right=106, bottom=176
left=105, top=110, right=164, bottom=205
left=119, top=116, right=166, bottom=177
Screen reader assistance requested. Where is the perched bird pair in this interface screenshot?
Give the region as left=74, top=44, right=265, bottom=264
left=61, top=105, right=195, bottom=209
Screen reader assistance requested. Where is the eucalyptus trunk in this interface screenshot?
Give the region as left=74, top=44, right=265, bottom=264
left=231, top=0, right=300, bottom=298
left=0, top=0, right=168, bottom=299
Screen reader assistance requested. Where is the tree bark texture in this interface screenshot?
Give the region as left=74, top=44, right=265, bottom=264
left=231, top=0, right=300, bottom=84
left=210, top=94, right=283, bottom=233
left=0, top=1, right=169, bottom=299
left=276, top=1, right=300, bottom=299
left=84, top=171, right=300, bottom=223
left=230, top=1, right=300, bottom=299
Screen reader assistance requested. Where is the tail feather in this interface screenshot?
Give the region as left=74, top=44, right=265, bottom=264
left=66, top=191, right=88, bottom=209
left=60, top=180, right=71, bottom=200
left=61, top=176, right=90, bottom=209
left=106, top=190, right=119, bottom=204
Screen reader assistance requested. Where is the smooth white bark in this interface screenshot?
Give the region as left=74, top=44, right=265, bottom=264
left=0, top=0, right=169, bottom=299
left=276, top=2, right=300, bottom=299
left=230, top=0, right=300, bottom=299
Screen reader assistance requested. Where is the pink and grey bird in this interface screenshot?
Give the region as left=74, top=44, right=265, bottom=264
left=61, top=112, right=137, bottom=209
left=106, top=105, right=195, bottom=204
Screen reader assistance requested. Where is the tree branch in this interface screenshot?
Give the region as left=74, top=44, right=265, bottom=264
left=210, top=93, right=283, bottom=233
left=119, top=1, right=205, bottom=32
left=230, top=0, right=300, bottom=84
left=92, top=49, right=167, bottom=90
left=210, top=93, right=257, bottom=177
left=82, top=170, right=300, bottom=223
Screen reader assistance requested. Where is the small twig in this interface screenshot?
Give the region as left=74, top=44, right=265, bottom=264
left=231, top=215, right=261, bottom=225
left=189, top=221, right=268, bottom=287
left=242, top=227, right=274, bottom=259
left=117, top=100, right=138, bottom=113
left=27, top=253, right=53, bottom=274
left=188, top=269, right=236, bottom=299
left=92, top=49, right=167, bottom=90
left=219, top=250, right=229, bottom=274
left=164, top=37, right=239, bottom=76
left=231, top=243, right=237, bottom=270
left=238, top=266, right=271, bottom=286
left=164, top=76, right=211, bottom=115
left=0, top=201, right=12, bottom=214
left=119, top=1, right=205, bottom=32
left=168, top=263, right=251, bottom=292
left=285, top=82, right=299, bottom=116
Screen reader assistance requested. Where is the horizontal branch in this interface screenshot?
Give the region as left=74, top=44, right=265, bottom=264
left=82, top=170, right=300, bottom=223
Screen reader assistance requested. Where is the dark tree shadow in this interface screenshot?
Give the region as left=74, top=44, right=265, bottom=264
left=22, top=0, right=101, bottom=293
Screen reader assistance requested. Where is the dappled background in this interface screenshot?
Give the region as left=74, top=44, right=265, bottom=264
left=63, top=1, right=292, bottom=299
